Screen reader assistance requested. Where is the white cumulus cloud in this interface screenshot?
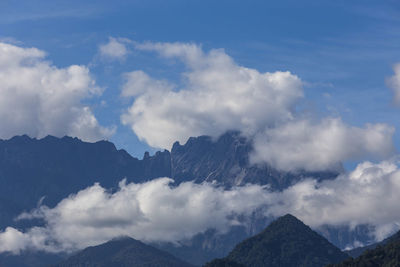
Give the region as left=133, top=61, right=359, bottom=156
left=0, top=42, right=114, bottom=141
left=251, top=118, right=395, bottom=171
left=0, top=178, right=269, bottom=254
left=99, top=37, right=129, bottom=60
left=122, top=42, right=304, bottom=149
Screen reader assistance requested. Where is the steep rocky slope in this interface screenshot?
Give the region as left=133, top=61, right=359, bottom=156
left=171, top=131, right=340, bottom=189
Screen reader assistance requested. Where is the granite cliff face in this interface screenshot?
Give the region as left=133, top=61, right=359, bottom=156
left=171, top=131, right=340, bottom=189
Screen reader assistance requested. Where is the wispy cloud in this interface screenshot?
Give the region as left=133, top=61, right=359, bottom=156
left=386, top=64, right=400, bottom=106
left=0, top=2, right=104, bottom=24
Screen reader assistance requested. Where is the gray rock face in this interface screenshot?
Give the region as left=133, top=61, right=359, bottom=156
left=171, top=131, right=341, bottom=189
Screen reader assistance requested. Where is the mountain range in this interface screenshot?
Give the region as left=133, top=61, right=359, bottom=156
left=0, top=132, right=380, bottom=266
left=41, top=214, right=400, bottom=267
left=11, top=214, right=350, bottom=267
left=0, top=132, right=339, bottom=230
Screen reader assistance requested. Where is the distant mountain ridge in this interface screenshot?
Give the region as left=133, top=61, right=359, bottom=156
left=0, top=132, right=341, bottom=228
left=54, top=236, right=194, bottom=267
left=0, top=134, right=171, bottom=229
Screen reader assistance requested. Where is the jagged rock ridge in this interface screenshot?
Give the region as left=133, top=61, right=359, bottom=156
left=171, top=131, right=341, bottom=189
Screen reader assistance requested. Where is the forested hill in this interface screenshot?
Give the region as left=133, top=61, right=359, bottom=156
left=54, top=237, right=194, bottom=267
left=205, top=214, right=349, bottom=267
left=328, top=231, right=400, bottom=267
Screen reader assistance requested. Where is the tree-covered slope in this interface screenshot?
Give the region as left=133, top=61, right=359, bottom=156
left=205, top=214, right=348, bottom=267
left=328, top=231, right=400, bottom=267
left=0, top=251, right=64, bottom=267
left=54, top=237, right=194, bottom=267
left=203, top=258, right=245, bottom=267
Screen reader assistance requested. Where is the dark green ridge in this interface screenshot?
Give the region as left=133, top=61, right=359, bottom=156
left=54, top=236, right=194, bottom=267
left=205, top=214, right=349, bottom=267
left=327, top=231, right=400, bottom=267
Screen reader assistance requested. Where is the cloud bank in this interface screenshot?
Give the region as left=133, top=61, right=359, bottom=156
left=121, top=42, right=395, bottom=171
left=2, top=161, right=400, bottom=254
left=251, top=118, right=395, bottom=171
left=266, top=160, right=400, bottom=242
left=0, top=42, right=113, bottom=141
left=1, top=179, right=269, bottom=254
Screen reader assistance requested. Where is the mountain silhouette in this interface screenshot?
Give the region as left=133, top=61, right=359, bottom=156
left=0, top=133, right=342, bottom=266
left=205, top=214, right=349, bottom=267
left=54, top=236, right=194, bottom=267
left=328, top=230, right=400, bottom=267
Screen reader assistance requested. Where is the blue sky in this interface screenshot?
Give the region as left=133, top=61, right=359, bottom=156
left=1, top=0, right=400, bottom=163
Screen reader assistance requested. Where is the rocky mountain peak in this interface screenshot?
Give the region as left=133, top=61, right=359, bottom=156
left=171, top=131, right=340, bottom=188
